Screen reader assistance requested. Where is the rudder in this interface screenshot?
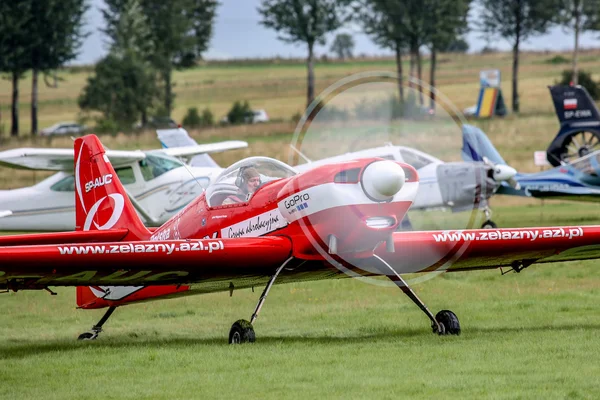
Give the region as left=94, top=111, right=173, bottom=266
left=461, top=124, right=507, bottom=165
left=74, top=134, right=150, bottom=240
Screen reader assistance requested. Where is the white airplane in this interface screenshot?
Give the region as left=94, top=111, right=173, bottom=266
left=0, top=129, right=247, bottom=231
left=164, top=129, right=518, bottom=229
left=294, top=144, right=518, bottom=221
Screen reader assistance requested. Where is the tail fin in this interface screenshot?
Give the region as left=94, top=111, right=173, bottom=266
left=74, top=135, right=150, bottom=240
left=461, top=124, right=507, bottom=165
left=549, top=84, right=600, bottom=126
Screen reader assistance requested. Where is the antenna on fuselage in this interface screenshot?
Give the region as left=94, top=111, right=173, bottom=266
left=290, top=144, right=312, bottom=164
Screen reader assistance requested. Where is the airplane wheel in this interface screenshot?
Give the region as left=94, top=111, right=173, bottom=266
left=435, top=310, right=461, bottom=335
left=77, top=332, right=96, bottom=341
left=481, top=220, right=497, bottom=229
left=228, top=319, right=255, bottom=344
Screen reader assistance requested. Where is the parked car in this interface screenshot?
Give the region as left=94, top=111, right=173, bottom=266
left=40, top=122, right=87, bottom=136
left=249, top=109, right=269, bottom=123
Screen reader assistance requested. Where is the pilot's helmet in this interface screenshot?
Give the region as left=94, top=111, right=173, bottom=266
left=237, top=167, right=260, bottom=192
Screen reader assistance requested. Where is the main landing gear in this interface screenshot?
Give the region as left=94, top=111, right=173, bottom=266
left=229, top=256, right=460, bottom=344
left=77, top=306, right=117, bottom=340
left=373, top=255, right=461, bottom=336
left=228, top=257, right=293, bottom=344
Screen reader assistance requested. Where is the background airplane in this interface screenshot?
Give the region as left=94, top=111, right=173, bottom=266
left=2, top=134, right=600, bottom=344
left=0, top=132, right=247, bottom=230
left=462, top=124, right=600, bottom=202
left=545, top=85, right=600, bottom=166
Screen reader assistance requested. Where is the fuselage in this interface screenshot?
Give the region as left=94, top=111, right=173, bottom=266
left=150, top=157, right=419, bottom=260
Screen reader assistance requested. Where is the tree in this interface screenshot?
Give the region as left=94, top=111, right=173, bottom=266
left=441, top=37, right=470, bottom=53
left=140, top=0, right=218, bottom=114
left=102, top=0, right=157, bottom=124
left=78, top=53, right=159, bottom=127
left=479, top=0, right=559, bottom=113
left=424, top=0, right=471, bottom=110
left=330, top=33, right=355, bottom=60
left=28, top=0, right=88, bottom=135
left=556, top=0, right=600, bottom=85
left=79, top=0, right=159, bottom=127
left=259, top=0, right=352, bottom=107
left=359, top=0, right=408, bottom=102
left=0, top=1, right=33, bottom=137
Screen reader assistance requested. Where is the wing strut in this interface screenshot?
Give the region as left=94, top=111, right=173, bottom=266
left=124, top=188, right=161, bottom=226
left=372, top=255, right=461, bottom=336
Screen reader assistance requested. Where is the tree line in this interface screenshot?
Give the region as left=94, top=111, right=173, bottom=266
left=1, top=0, right=599, bottom=137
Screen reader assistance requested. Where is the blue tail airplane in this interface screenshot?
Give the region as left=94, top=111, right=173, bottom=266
left=462, top=85, right=600, bottom=203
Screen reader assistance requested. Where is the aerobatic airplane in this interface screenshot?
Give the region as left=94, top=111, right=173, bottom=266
left=2, top=134, right=600, bottom=344
left=163, top=127, right=518, bottom=229
left=0, top=134, right=247, bottom=230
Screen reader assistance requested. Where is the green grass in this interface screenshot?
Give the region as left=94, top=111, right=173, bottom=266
left=1, top=203, right=600, bottom=399
left=2, top=51, right=600, bottom=399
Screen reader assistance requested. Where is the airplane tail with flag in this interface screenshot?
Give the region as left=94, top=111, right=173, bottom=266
left=549, top=84, right=600, bottom=126
left=546, top=85, right=600, bottom=166
left=74, top=135, right=151, bottom=241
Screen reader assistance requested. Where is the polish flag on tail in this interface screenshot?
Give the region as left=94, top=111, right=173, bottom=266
left=564, top=98, right=578, bottom=110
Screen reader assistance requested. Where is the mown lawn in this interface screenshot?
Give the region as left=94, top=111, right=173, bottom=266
left=1, top=203, right=600, bottom=399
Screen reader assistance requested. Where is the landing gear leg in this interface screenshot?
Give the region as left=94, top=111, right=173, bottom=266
left=481, top=206, right=497, bottom=229
left=374, top=255, right=460, bottom=335
left=229, top=258, right=293, bottom=344
left=78, top=306, right=117, bottom=340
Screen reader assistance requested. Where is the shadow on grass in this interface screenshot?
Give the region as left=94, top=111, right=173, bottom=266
left=2, top=322, right=600, bottom=360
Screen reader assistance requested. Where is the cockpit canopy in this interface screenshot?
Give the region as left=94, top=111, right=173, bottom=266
left=205, top=157, right=297, bottom=207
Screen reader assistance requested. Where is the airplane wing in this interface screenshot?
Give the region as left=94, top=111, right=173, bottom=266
left=377, top=226, right=600, bottom=274
left=159, top=141, right=248, bottom=160
left=0, top=148, right=145, bottom=171
left=0, top=237, right=292, bottom=288
left=156, top=127, right=248, bottom=166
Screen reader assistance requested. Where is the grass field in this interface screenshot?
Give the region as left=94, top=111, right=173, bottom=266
left=1, top=205, right=600, bottom=399
left=2, top=52, right=600, bottom=399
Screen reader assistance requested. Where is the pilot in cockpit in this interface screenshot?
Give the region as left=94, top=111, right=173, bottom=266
left=222, top=167, right=261, bottom=205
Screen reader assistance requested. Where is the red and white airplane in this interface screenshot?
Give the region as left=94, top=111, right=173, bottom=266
left=1, top=134, right=600, bottom=343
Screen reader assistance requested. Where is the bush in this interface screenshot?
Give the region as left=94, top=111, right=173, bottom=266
left=94, top=118, right=120, bottom=136
left=291, top=111, right=303, bottom=123
left=480, top=45, right=498, bottom=54
left=183, top=107, right=202, bottom=128
left=201, top=108, right=214, bottom=126
left=558, top=70, right=600, bottom=100
left=226, top=100, right=252, bottom=124
left=545, top=55, right=569, bottom=65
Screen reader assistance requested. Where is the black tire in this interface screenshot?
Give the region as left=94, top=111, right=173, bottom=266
left=435, top=310, right=461, bottom=335
left=228, top=319, right=256, bottom=344
left=77, top=332, right=95, bottom=341
left=481, top=220, right=497, bottom=229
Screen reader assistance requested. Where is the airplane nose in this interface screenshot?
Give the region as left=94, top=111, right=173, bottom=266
left=493, top=165, right=517, bottom=181
left=361, top=160, right=406, bottom=201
